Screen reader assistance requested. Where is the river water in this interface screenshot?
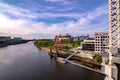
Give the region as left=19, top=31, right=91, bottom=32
left=0, top=42, right=105, bottom=80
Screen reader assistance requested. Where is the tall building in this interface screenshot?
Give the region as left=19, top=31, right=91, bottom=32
left=95, top=32, right=109, bottom=53
left=109, top=0, right=120, bottom=55
left=108, top=0, right=120, bottom=80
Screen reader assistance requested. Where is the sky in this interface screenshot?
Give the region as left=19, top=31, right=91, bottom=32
left=0, top=0, right=108, bottom=39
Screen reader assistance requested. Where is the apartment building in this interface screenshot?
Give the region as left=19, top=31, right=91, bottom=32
left=108, top=0, right=120, bottom=80
left=109, top=0, right=120, bottom=52
left=95, top=32, right=109, bottom=53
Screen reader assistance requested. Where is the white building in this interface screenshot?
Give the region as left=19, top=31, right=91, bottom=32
left=95, top=32, right=109, bottom=53
left=104, top=0, right=120, bottom=80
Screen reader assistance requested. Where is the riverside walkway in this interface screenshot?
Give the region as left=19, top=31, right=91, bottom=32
left=66, top=60, right=106, bottom=75
left=65, top=52, right=77, bottom=60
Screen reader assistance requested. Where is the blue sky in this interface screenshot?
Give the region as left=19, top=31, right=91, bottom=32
left=0, top=0, right=108, bottom=39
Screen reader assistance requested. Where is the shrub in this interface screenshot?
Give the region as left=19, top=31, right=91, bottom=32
left=94, top=54, right=102, bottom=63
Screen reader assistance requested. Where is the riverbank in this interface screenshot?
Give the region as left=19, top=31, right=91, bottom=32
left=49, top=52, right=101, bottom=68
left=35, top=45, right=101, bottom=68
left=0, top=40, right=29, bottom=47
left=67, top=60, right=105, bottom=75
left=47, top=52, right=105, bottom=76
left=35, top=41, right=101, bottom=66
left=34, top=40, right=102, bottom=71
left=41, top=47, right=50, bottom=53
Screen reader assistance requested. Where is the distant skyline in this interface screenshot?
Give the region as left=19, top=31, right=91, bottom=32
left=0, top=0, right=108, bottom=39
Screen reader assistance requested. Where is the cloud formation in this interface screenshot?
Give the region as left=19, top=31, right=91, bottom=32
left=0, top=1, right=108, bottom=39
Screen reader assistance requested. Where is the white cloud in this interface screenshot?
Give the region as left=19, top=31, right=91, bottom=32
left=0, top=2, right=84, bottom=20
left=1, top=2, right=107, bottom=20
left=46, top=0, right=62, bottom=2
left=0, top=2, right=38, bottom=19
left=0, top=1, right=108, bottom=39
left=45, top=0, right=71, bottom=6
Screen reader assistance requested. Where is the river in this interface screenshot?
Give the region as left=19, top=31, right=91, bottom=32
left=0, top=42, right=105, bottom=80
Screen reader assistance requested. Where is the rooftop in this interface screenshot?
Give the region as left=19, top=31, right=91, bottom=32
left=95, top=32, right=108, bottom=35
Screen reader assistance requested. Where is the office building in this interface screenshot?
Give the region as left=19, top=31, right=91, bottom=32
left=105, top=0, right=120, bottom=80
left=95, top=32, right=109, bottom=53
left=81, top=38, right=95, bottom=51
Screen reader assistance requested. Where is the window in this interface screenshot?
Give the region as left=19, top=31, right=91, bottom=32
left=112, top=25, right=117, bottom=28
left=111, top=7, right=116, bottom=11
left=111, top=13, right=117, bottom=16
left=111, top=1, right=116, bottom=5
left=112, top=18, right=117, bottom=22
left=118, top=48, right=120, bottom=53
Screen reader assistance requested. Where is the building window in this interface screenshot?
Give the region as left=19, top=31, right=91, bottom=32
left=118, top=48, right=120, bottom=53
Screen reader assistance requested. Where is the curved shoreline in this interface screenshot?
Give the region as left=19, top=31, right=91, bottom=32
left=41, top=47, right=50, bottom=53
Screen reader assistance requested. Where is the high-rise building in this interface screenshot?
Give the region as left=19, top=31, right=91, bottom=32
left=95, top=32, right=109, bottom=53
left=109, top=0, right=120, bottom=55
left=108, top=0, right=120, bottom=80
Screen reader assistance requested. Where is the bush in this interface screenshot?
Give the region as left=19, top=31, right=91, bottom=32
left=94, top=54, right=102, bottom=63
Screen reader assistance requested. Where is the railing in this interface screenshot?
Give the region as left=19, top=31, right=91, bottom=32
left=65, top=52, right=77, bottom=60
left=112, top=53, right=120, bottom=58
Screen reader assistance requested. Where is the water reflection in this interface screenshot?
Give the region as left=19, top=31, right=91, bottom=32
left=0, top=42, right=105, bottom=80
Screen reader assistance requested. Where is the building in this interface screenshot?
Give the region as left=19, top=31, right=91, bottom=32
left=81, top=38, right=95, bottom=51
left=79, top=34, right=89, bottom=41
left=109, top=0, right=120, bottom=57
left=14, top=37, right=22, bottom=40
left=95, top=32, right=109, bottom=53
left=102, top=0, right=120, bottom=80
left=72, top=36, right=79, bottom=41
left=54, top=33, right=71, bottom=43
left=0, top=36, right=11, bottom=41
left=107, top=0, right=120, bottom=80
left=58, top=33, right=71, bottom=41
